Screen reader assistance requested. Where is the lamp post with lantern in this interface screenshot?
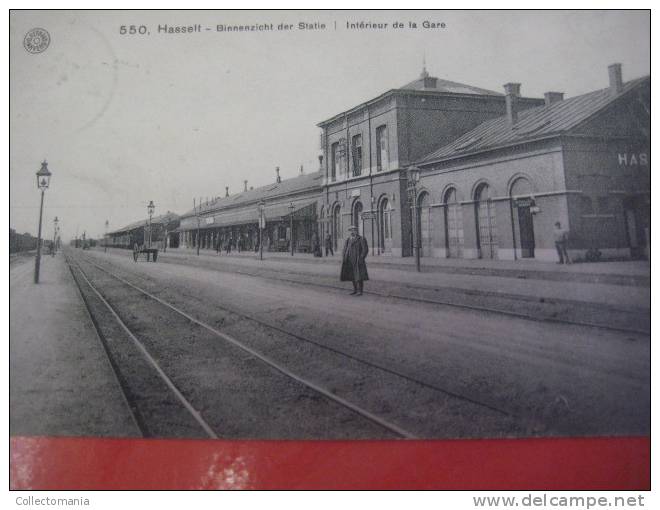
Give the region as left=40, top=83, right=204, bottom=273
left=34, top=161, right=52, bottom=284
left=406, top=165, right=421, bottom=272
left=288, top=202, right=296, bottom=256
left=147, top=200, right=155, bottom=249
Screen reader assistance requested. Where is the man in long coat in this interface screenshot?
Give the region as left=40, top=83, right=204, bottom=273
left=340, top=225, right=369, bottom=295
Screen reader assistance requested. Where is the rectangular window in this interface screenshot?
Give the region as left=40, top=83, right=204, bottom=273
left=331, top=142, right=339, bottom=182
left=376, top=125, right=388, bottom=171
left=351, top=134, right=362, bottom=177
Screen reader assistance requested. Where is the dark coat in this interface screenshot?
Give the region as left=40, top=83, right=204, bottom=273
left=340, top=234, right=369, bottom=282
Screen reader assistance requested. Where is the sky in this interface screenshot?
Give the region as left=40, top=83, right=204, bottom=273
left=9, top=10, right=650, bottom=240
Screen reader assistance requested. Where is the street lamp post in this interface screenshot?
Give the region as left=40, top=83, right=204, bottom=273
left=147, top=200, right=155, bottom=249
left=34, top=161, right=52, bottom=284
left=258, top=200, right=265, bottom=261
left=407, top=165, right=421, bottom=272
left=52, top=216, right=59, bottom=256
left=104, top=220, right=109, bottom=252
left=288, top=202, right=296, bottom=256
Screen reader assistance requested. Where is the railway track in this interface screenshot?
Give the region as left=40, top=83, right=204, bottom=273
left=67, top=251, right=525, bottom=439
left=153, top=253, right=649, bottom=335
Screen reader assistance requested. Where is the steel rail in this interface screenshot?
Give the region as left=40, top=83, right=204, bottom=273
left=67, top=255, right=219, bottom=439
left=73, top=253, right=418, bottom=439
left=80, top=253, right=518, bottom=421
left=64, top=255, right=144, bottom=437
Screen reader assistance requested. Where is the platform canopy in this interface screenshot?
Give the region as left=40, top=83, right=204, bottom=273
left=186, top=199, right=318, bottom=230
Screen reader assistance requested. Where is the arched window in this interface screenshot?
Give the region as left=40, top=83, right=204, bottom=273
left=475, top=183, right=497, bottom=259
left=444, top=187, right=464, bottom=258
left=417, top=191, right=431, bottom=257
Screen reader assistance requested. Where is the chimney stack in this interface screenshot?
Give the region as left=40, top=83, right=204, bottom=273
left=544, top=91, right=564, bottom=106
left=225, top=186, right=229, bottom=197
left=276, top=167, right=281, bottom=183
left=300, top=165, right=304, bottom=175
left=244, top=180, right=248, bottom=192
left=503, top=83, right=521, bottom=126
left=608, top=63, right=623, bottom=96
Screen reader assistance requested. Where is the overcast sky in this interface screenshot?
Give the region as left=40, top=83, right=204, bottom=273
left=10, top=10, right=649, bottom=240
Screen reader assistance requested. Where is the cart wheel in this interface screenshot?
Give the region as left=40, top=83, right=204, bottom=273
left=152, top=251, right=158, bottom=262
left=133, top=244, right=139, bottom=262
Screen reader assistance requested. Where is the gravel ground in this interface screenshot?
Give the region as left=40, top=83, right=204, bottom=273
left=71, top=249, right=649, bottom=439
left=155, top=255, right=648, bottom=333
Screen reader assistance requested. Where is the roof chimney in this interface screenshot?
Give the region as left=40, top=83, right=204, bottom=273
left=608, top=63, right=623, bottom=96
left=300, top=165, right=304, bottom=175
left=503, top=83, right=521, bottom=126
left=244, top=180, right=248, bottom=192
left=544, top=91, right=564, bottom=106
left=225, top=186, right=229, bottom=197
left=276, top=167, right=281, bottom=183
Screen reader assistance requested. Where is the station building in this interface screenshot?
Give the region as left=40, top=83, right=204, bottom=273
left=414, top=64, right=650, bottom=262
left=176, top=169, right=323, bottom=253
left=317, top=67, right=544, bottom=257
left=165, top=63, right=648, bottom=263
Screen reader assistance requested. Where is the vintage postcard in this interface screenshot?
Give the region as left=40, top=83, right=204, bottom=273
left=9, top=8, right=650, bottom=488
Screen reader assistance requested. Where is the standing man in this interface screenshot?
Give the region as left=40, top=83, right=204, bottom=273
left=325, top=232, right=334, bottom=256
left=553, top=221, right=571, bottom=264
left=340, top=225, right=369, bottom=295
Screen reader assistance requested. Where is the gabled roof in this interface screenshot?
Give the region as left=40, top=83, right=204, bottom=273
left=419, top=75, right=650, bottom=165
left=181, top=171, right=323, bottom=218
left=109, top=211, right=179, bottom=235
left=400, top=72, right=501, bottom=96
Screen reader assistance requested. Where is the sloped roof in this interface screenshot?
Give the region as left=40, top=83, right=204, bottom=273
left=318, top=71, right=504, bottom=126
left=109, top=211, right=179, bottom=235
left=181, top=171, right=323, bottom=218
left=400, top=74, right=501, bottom=96
left=419, top=76, right=650, bottom=164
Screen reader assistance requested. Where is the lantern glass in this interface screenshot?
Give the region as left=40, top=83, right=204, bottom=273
left=407, top=165, right=421, bottom=184
left=36, top=161, right=52, bottom=190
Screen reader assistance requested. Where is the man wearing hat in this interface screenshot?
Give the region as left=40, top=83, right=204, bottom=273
left=340, top=225, right=369, bottom=295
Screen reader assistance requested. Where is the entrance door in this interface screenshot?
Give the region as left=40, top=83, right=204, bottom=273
left=332, top=205, right=341, bottom=251
left=517, top=206, right=535, bottom=258
left=379, top=198, right=392, bottom=254
left=625, top=207, right=640, bottom=258
left=476, top=184, right=497, bottom=259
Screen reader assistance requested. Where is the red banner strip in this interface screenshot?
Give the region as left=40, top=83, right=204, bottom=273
left=10, top=436, right=649, bottom=490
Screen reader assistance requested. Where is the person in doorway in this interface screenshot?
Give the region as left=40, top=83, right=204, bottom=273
left=553, top=221, right=571, bottom=264
left=325, top=232, right=334, bottom=256
left=340, top=225, right=369, bottom=295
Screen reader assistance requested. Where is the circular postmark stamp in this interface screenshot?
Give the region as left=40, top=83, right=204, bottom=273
left=23, top=28, right=50, bottom=54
